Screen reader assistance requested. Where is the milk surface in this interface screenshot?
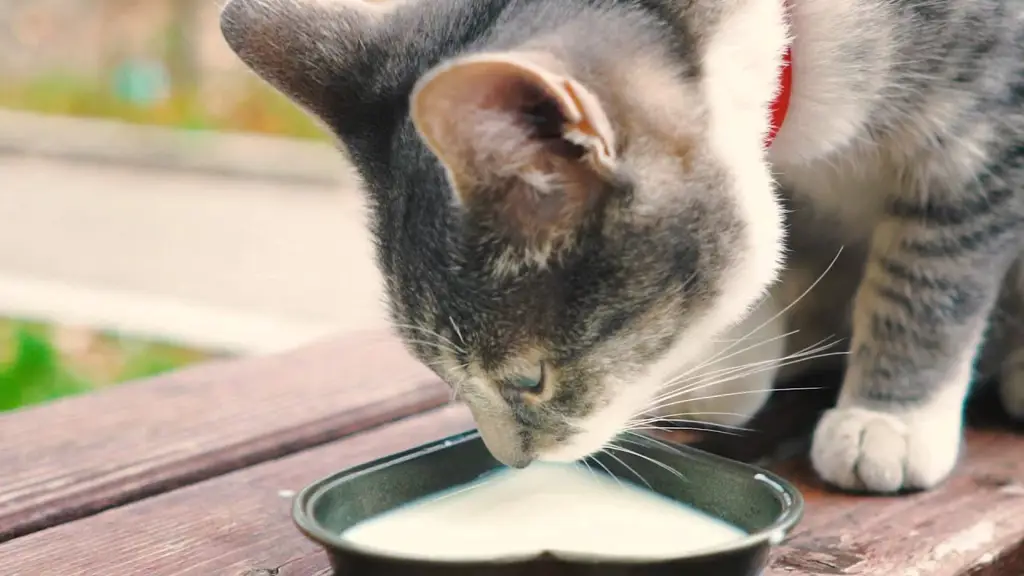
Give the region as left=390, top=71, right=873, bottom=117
left=341, top=464, right=746, bottom=560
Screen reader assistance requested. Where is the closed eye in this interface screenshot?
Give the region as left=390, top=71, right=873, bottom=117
left=506, top=363, right=546, bottom=392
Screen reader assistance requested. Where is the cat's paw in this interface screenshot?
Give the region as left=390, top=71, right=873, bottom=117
left=810, top=405, right=962, bottom=493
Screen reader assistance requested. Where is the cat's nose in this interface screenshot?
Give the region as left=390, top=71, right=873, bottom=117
left=474, top=416, right=535, bottom=469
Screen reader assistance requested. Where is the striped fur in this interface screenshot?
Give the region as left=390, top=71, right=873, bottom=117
left=220, top=0, right=1024, bottom=493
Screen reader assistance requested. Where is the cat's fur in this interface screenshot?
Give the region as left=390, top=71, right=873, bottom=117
left=220, top=0, right=1024, bottom=493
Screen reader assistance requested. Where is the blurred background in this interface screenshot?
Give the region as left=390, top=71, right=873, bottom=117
left=0, top=0, right=389, bottom=411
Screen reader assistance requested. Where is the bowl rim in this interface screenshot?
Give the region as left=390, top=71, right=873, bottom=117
left=292, top=429, right=804, bottom=566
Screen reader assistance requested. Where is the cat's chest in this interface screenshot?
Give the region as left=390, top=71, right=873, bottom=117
left=772, top=150, right=896, bottom=245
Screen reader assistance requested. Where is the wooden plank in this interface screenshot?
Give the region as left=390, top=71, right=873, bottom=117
left=966, top=541, right=1024, bottom=576
left=0, top=330, right=448, bottom=542
left=663, top=377, right=1024, bottom=576
left=767, top=425, right=1024, bottom=576
left=0, top=405, right=474, bottom=576
left=2, top=395, right=1020, bottom=575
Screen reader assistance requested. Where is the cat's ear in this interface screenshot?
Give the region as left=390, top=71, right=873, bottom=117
left=219, top=0, right=397, bottom=118
left=411, top=54, right=618, bottom=253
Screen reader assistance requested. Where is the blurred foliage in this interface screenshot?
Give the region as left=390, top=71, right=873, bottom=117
left=0, top=327, right=89, bottom=411
left=0, top=73, right=330, bottom=140
left=0, top=318, right=225, bottom=412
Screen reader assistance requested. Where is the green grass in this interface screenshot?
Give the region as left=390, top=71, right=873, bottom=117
left=0, top=319, right=225, bottom=412
left=0, top=73, right=330, bottom=141
left=0, top=72, right=303, bottom=410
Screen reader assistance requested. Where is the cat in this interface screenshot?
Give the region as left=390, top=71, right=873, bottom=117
left=220, top=0, right=1024, bottom=494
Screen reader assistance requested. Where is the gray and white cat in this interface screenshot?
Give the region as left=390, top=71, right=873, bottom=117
left=220, top=0, right=1024, bottom=494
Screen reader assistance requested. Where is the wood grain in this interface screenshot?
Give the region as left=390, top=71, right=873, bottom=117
left=0, top=330, right=448, bottom=542
left=0, top=405, right=475, bottom=576
left=2, top=350, right=1021, bottom=575
left=768, top=423, right=1024, bottom=576
left=660, top=376, right=1024, bottom=576
left=3, top=398, right=1020, bottom=575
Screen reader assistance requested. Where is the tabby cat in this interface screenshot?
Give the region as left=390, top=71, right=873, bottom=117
left=220, top=0, right=1024, bottom=493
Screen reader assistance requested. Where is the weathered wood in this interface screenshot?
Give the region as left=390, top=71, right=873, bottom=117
left=767, top=425, right=1024, bottom=576
left=662, top=378, right=1024, bottom=576
left=0, top=405, right=475, bottom=576
left=2, top=392, right=1020, bottom=575
left=966, top=541, right=1024, bottom=576
left=0, top=330, right=448, bottom=542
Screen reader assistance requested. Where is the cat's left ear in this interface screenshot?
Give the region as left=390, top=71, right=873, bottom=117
left=411, top=53, right=618, bottom=208
left=219, top=0, right=399, bottom=120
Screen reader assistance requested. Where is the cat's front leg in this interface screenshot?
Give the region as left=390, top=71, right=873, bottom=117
left=998, top=262, right=1024, bottom=421
left=1000, top=348, right=1024, bottom=420
left=811, top=193, right=1023, bottom=493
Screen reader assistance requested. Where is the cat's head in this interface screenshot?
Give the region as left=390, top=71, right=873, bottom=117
left=221, top=0, right=788, bottom=467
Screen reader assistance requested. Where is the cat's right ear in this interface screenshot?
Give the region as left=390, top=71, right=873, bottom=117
left=411, top=54, right=618, bottom=255
left=219, top=0, right=397, bottom=118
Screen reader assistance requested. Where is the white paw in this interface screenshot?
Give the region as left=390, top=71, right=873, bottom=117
left=811, top=405, right=962, bottom=493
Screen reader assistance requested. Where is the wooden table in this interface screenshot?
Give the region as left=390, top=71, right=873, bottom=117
left=1, top=331, right=1021, bottom=575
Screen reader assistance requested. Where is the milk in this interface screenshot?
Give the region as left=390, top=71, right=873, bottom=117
left=341, top=464, right=747, bottom=560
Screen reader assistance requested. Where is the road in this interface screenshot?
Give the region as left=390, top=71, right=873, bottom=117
left=0, top=155, right=390, bottom=351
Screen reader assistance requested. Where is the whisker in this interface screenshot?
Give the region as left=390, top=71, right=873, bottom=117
left=448, top=376, right=469, bottom=404
left=668, top=345, right=844, bottom=406
left=448, top=316, right=467, bottom=347
left=653, top=352, right=797, bottom=405
left=403, top=338, right=464, bottom=357
left=625, top=425, right=745, bottom=437
left=424, top=357, right=469, bottom=371
left=678, top=248, right=843, bottom=377
left=665, top=330, right=835, bottom=395
left=392, top=323, right=466, bottom=353
left=422, top=358, right=470, bottom=403
left=601, top=447, right=652, bottom=489
left=651, top=338, right=843, bottom=407
left=589, top=452, right=625, bottom=489
left=629, top=411, right=757, bottom=428
left=619, top=431, right=714, bottom=459
left=627, top=417, right=754, bottom=433
left=580, top=456, right=597, bottom=476
left=605, top=444, right=689, bottom=484
left=423, top=357, right=470, bottom=377
left=647, top=350, right=838, bottom=413
left=656, top=334, right=839, bottom=402
left=620, top=431, right=690, bottom=458
left=650, top=386, right=825, bottom=414
left=659, top=329, right=801, bottom=391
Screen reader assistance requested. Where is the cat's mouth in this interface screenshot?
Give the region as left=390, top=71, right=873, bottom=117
left=535, top=383, right=659, bottom=464
left=467, top=395, right=631, bottom=469
left=536, top=429, right=618, bottom=463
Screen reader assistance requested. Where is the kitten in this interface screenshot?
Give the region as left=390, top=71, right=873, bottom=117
left=220, top=0, right=1024, bottom=493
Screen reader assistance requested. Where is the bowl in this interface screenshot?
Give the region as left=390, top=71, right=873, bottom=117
left=293, top=430, right=803, bottom=575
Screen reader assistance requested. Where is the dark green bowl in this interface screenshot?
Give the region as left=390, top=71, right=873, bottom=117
left=294, top=430, right=803, bottom=576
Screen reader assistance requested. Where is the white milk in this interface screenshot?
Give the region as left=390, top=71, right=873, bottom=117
left=341, top=464, right=747, bottom=560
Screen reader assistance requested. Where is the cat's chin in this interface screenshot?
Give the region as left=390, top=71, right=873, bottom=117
left=534, top=430, right=618, bottom=464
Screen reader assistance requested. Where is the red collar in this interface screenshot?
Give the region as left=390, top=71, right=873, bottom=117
left=764, top=43, right=792, bottom=148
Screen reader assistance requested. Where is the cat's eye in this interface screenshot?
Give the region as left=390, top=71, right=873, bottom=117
left=508, top=363, right=545, bottom=392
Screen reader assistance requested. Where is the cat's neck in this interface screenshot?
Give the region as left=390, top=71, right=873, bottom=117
left=767, top=0, right=894, bottom=166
